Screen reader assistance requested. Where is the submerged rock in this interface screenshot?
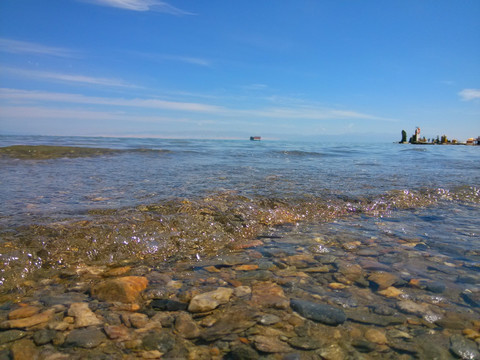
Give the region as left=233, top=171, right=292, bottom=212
left=449, top=334, right=480, bottom=359
left=290, top=299, right=346, bottom=325
left=68, top=302, right=102, bottom=328
left=188, top=287, right=233, bottom=312
left=91, top=276, right=148, bottom=304
left=64, top=327, right=106, bottom=349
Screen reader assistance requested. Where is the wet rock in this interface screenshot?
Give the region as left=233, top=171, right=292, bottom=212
left=335, top=261, right=364, bottom=284
left=199, top=306, right=257, bottom=342
left=0, top=309, right=55, bottom=329
left=124, top=312, right=149, bottom=328
left=259, top=314, right=281, bottom=325
left=370, top=304, right=395, bottom=316
left=8, top=305, right=41, bottom=320
left=63, top=327, right=106, bottom=348
left=364, top=328, right=387, bottom=344
left=231, top=286, right=251, bottom=299
left=174, top=312, right=200, bottom=339
left=40, top=293, right=88, bottom=306
left=68, top=302, right=102, bottom=328
left=253, top=335, right=292, bottom=353
left=346, top=311, right=404, bottom=326
left=250, top=281, right=289, bottom=309
left=290, top=299, right=346, bottom=325
left=227, top=344, right=259, bottom=360
left=425, top=281, right=446, bottom=294
left=0, top=329, right=27, bottom=344
left=33, top=328, right=56, bottom=345
left=288, top=336, right=324, bottom=350
left=450, top=334, right=480, bottom=359
left=91, top=276, right=148, bottom=303
left=377, top=286, right=403, bottom=298
left=351, top=339, right=376, bottom=353
left=142, top=331, right=175, bottom=353
left=188, top=287, right=233, bottom=312
left=368, top=271, right=399, bottom=290
left=396, top=300, right=430, bottom=317
left=104, top=324, right=130, bottom=340
left=150, top=299, right=188, bottom=311
left=462, top=290, right=480, bottom=307
left=10, top=339, right=39, bottom=360
left=436, top=313, right=470, bottom=330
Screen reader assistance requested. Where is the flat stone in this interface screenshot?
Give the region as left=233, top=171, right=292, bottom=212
left=10, top=339, right=39, bottom=360
left=227, top=344, right=259, bottom=360
left=450, top=334, right=480, bottom=360
left=259, top=314, right=281, bottom=325
left=233, top=286, right=252, bottom=297
left=92, top=276, right=148, bottom=303
left=142, top=331, right=175, bottom=353
left=64, top=327, right=106, bottom=349
left=290, top=299, right=346, bottom=325
left=8, top=306, right=41, bottom=320
left=377, top=286, right=403, bottom=298
left=68, top=302, right=102, bottom=328
left=346, top=311, right=404, bottom=326
left=104, top=324, right=130, bottom=340
left=199, top=306, right=257, bottom=342
left=368, top=271, right=399, bottom=290
left=351, top=339, right=376, bottom=353
left=364, top=328, right=387, bottom=344
left=174, top=312, right=200, bottom=339
left=188, top=287, right=233, bottom=313
left=0, top=309, right=55, bottom=329
left=396, top=300, right=430, bottom=317
left=0, top=329, right=27, bottom=344
left=253, top=335, right=292, bottom=353
left=288, top=336, right=324, bottom=350
left=33, top=329, right=57, bottom=345
left=250, top=282, right=289, bottom=309
left=150, top=299, right=188, bottom=311
left=40, top=293, right=88, bottom=307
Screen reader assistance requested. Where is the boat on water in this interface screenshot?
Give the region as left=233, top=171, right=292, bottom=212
left=250, top=136, right=261, bottom=141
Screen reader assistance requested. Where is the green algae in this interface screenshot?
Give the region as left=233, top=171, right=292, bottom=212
left=0, top=145, right=119, bottom=159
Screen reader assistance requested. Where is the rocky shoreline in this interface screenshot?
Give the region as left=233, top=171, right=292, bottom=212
left=1, top=220, right=479, bottom=360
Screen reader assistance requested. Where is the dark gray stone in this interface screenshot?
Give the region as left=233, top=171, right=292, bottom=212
left=450, top=334, right=480, bottom=360
left=0, top=330, right=27, bottom=345
left=64, top=327, right=106, bottom=349
left=351, top=339, right=376, bottom=353
left=462, top=291, right=480, bottom=307
left=290, top=299, right=346, bottom=325
left=150, top=299, right=188, bottom=311
left=227, top=344, right=259, bottom=360
left=40, top=292, right=88, bottom=306
left=33, top=328, right=56, bottom=345
left=142, top=332, right=176, bottom=353
left=346, top=311, right=405, bottom=326
left=288, top=336, right=324, bottom=350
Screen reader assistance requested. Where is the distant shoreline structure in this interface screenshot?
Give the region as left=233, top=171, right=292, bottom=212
left=399, top=128, right=479, bottom=145
left=250, top=136, right=261, bottom=141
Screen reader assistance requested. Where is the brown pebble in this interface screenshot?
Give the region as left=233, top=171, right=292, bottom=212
left=234, top=264, right=259, bottom=271
left=92, top=276, right=148, bottom=303
left=8, top=306, right=41, bottom=320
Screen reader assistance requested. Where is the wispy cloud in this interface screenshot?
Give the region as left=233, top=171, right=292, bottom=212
left=81, top=0, right=194, bottom=14
left=132, top=52, right=211, bottom=67
left=3, top=67, right=137, bottom=88
left=459, top=88, right=480, bottom=101
left=0, top=88, right=224, bottom=113
left=0, top=38, right=79, bottom=58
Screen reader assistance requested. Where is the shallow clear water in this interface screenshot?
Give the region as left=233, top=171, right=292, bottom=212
left=1, top=135, right=479, bottom=224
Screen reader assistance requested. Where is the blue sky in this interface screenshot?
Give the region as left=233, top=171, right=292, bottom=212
left=0, top=0, right=479, bottom=141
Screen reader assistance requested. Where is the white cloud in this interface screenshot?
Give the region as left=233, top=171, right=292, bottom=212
left=3, top=67, right=137, bottom=88
left=81, top=0, right=194, bottom=14
left=0, top=38, right=78, bottom=58
left=459, top=88, right=480, bottom=101
left=0, top=88, right=224, bottom=113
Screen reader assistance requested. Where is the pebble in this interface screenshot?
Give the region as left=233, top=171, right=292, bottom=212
left=250, top=281, right=289, bottom=309
left=0, top=330, right=27, bottom=345
left=253, top=335, right=292, bottom=353
left=450, top=334, right=480, bottom=360
left=290, top=299, right=346, bottom=325
left=0, top=309, right=55, bottom=329
left=91, top=276, right=148, bottom=303
left=188, top=287, right=233, bottom=312
left=8, top=306, right=41, bottom=320
left=67, top=302, right=102, bottom=328
left=63, top=327, right=106, bottom=348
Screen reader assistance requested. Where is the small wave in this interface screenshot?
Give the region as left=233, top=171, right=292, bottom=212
left=274, top=150, right=326, bottom=157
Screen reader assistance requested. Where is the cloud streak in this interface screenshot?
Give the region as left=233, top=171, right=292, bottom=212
left=459, top=88, right=480, bottom=101
left=81, top=0, right=194, bottom=14
left=3, top=67, right=137, bottom=88
left=0, top=38, right=79, bottom=58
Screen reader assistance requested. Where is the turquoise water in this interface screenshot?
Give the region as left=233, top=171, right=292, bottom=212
left=1, top=135, right=479, bottom=224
